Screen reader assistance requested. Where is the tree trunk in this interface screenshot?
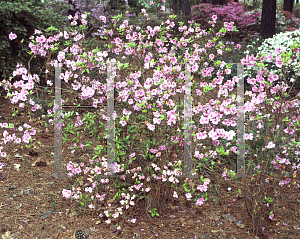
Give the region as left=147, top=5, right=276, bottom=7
left=283, top=0, right=294, bottom=14
left=260, top=0, right=276, bottom=40
left=296, top=0, right=299, bottom=4
left=234, top=0, right=238, bottom=2
left=181, top=0, right=191, bottom=24
left=202, top=0, right=209, bottom=3
left=171, top=0, right=180, bottom=15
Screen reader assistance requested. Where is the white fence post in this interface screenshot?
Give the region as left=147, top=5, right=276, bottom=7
left=236, top=63, right=245, bottom=178
left=182, top=62, right=245, bottom=179
left=52, top=63, right=117, bottom=177
left=184, top=63, right=193, bottom=178
left=106, top=63, right=116, bottom=176
left=53, top=65, right=62, bottom=178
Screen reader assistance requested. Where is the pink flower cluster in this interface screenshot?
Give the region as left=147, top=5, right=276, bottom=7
left=0, top=123, right=36, bottom=155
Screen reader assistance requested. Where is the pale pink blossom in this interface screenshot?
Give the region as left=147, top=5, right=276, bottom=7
left=9, top=32, right=17, bottom=40
left=100, top=16, right=106, bottom=22
left=195, top=197, right=205, bottom=206
left=275, top=55, right=283, bottom=68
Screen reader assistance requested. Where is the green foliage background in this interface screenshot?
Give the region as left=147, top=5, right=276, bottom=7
left=0, top=0, right=72, bottom=82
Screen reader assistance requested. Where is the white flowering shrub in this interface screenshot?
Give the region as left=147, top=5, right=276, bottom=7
left=243, top=29, right=300, bottom=89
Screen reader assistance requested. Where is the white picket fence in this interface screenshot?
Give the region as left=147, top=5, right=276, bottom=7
left=49, top=62, right=247, bottom=179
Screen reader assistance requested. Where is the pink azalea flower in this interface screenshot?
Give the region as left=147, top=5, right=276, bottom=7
left=100, top=16, right=106, bottom=22
left=195, top=197, right=205, bottom=206
left=9, top=32, right=17, bottom=40
left=275, top=55, right=283, bottom=68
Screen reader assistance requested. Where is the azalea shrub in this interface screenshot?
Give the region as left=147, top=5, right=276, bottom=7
left=1, top=1, right=300, bottom=234
left=243, top=29, right=300, bottom=90
left=2, top=8, right=233, bottom=221
left=191, top=2, right=261, bottom=39
left=275, top=7, right=300, bottom=34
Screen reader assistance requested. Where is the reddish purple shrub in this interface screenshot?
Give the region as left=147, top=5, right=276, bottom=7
left=191, top=2, right=261, bottom=35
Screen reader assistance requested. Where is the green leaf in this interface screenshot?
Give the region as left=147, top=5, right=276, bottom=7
left=46, top=25, right=59, bottom=32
